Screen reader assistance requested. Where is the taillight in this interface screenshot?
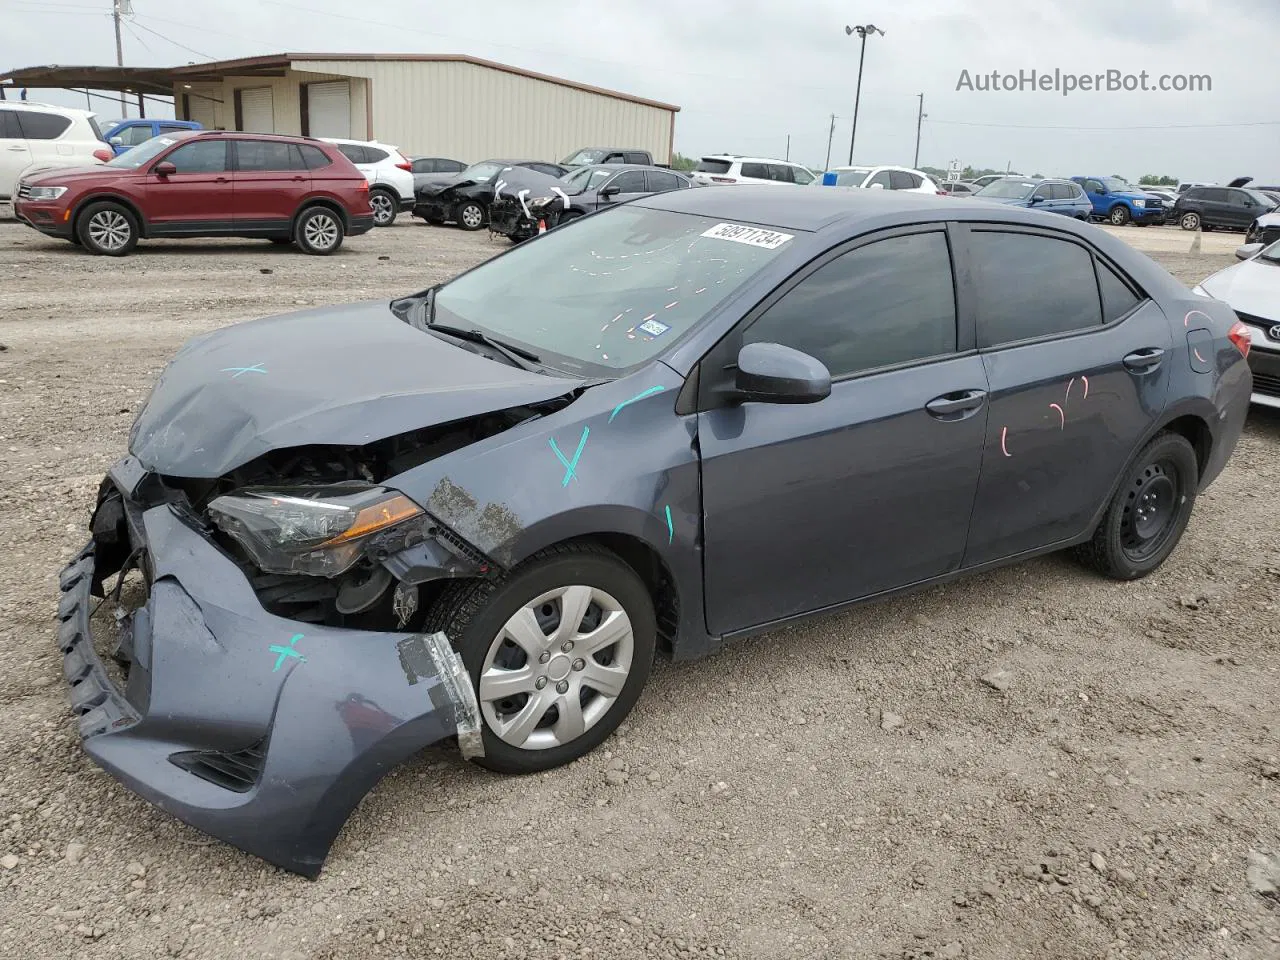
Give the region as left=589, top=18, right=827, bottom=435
left=395, top=153, right=412, bottom=171
left=92, top=147, right=113, bottom=163
left=356, top=180, right=369, bottom=192
left=936, top=190, right=946, bottom=195
left=1228, top=320, right=1251, bottom=359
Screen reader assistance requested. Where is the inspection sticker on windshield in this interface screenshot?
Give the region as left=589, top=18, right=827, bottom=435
left=701, top=223, right=794, bottom=249
left=638, top=318, right=670, bottom=338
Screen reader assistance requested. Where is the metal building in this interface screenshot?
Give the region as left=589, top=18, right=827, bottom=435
left=166, top=53, right=678, bottom=164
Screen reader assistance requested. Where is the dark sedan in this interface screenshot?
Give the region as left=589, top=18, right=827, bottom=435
left=60, top=187, right=1251, bottom=878
left=413, top=158, right=569, bottom=229
left=489, top=164, right=695, bottom=241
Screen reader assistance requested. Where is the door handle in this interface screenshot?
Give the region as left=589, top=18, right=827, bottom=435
left=1123, top=347, right=1165, bottom=372
left=6, top=145, right=27, bottom=151
left=926, top=389, right=987, bottom=417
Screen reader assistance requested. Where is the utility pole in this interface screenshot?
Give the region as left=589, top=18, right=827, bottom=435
left=913, top=93, right=925, bottom=169
left=112, top=0, right=127, bottom=116
left=844, top=24, right=884, bottom=166
left=785, top=134, right=790, bottom=161
left=825, top=113, right=836, bottom=171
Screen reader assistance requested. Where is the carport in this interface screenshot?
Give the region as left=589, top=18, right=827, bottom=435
left=0, top=64, right=196, bottom=119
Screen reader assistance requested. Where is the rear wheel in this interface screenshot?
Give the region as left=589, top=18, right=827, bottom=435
left=425, top=544, right=656, bottom=774
left=456, top=200, right=486, bottom=231
left=77, top=201, right=138, bottom=256
left=1075, top=432, right=1198, bottom=581
left=369, top=188, right=397, bottom=227
left=294, top=206, right=344, bottom=255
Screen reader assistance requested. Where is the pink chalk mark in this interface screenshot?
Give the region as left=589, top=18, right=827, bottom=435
left=1049, top=403, right=1065, bottom=429
left=1184, top=309, right=1212, bottom=328
left=611, top=313, right=623, bottom=323
left=1193, top=348, right=1207, bottom=364
left=642, top=313, right=657, bottom=322
left=1066, top=377, right=1075, bottom=402
left=694, top=287, right=707, bottom=294
left=1000, top=426, right=1011, bottom=458
left=665, top=301, right=679, bottom=310
left=1081, top=375, right=1089, bottom=399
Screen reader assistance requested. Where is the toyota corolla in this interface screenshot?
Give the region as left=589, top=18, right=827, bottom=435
left=58, top=187, right=1251, bottom=876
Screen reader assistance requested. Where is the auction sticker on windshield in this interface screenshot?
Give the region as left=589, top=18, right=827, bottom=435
left=701, top=223, right=794, bottom=249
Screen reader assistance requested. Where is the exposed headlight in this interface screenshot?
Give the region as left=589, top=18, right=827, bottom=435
left=1132, top=198, right=1145, bottom=208
left=27, top=185, right=68, bottom=201
left=209, top=485, right=423, bottom=577
left=1191, top=284, right=1209, bottom=297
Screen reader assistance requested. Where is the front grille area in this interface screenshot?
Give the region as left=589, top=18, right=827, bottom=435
left=1253, top=372, right=1280, bottom=397
left=1235, top=310, right=1278, bottom=333
left=169, top=740, right=267, bottom=793
left=1260, top=226, right=1280, bottom=246
left=16, top=183, right=31, bottom=200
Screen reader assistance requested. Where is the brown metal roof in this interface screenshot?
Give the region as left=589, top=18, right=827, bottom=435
left=0, top=64, right=177, bottom=95
left=169, top=53, right=681, bottom=112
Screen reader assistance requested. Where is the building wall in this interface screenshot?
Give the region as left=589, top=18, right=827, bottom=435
left=179, top=70, right=364, bottom=137
left=298, top=59, right=674, bottom=163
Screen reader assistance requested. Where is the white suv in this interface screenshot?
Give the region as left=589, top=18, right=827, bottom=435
left=1, top=102, right=112, bottom=201
left=321, top=137, right=414, bottom=226
left=824, top=165, right=942, bottom=195
left=691, top=155, right=816, bottom=187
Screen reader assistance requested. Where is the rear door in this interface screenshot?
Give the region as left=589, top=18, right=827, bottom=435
left=959, top=226, right=1171, bottom=567
left=699, top=226, right=989, bottom=634
left=231, top=138, right=309, bottom=229
left=0, top=109, right=31, bottom=194
left=1200, top=188, right=1231, bottom=227
left=144, top=138, right=233, bottom=231
left=890, top=170, right=922, bottom=191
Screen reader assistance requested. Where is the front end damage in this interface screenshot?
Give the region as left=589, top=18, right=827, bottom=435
left=57, top=451, right=490, bottom=878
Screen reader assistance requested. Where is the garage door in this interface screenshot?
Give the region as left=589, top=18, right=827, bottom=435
left=186, top=94, right=216, bottom=130
left=306, top=81, right=350, bottom=139
left=239, top=87, right=274, bottom=133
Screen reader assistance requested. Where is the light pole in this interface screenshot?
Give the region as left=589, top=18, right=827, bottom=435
left=845, top=23, right=885, bottom=166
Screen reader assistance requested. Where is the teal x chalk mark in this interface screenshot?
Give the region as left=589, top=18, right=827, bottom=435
left=221, top=363, right=268, bottom=378
left=608, top=385, right=665, bottom=423
left=664, top=505, right=674, bottom=544
left=269, top=633, right=306, bottom=672
left=549, top=427, right=590, bottom=487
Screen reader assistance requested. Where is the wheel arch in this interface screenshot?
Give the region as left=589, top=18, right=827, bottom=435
left=293, top=195, right=350, bottom=231
left=71, top=193, right=149, bottom=238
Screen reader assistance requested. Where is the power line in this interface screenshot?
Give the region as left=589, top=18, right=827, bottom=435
left=124, top=18, right=213, bottom=60
left=928, top=118, right=1280, bottom=131
left=121, top=18, right=154, bottom=56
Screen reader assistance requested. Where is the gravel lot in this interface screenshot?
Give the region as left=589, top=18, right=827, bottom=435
left=0, top=212, right=1277, bottom=960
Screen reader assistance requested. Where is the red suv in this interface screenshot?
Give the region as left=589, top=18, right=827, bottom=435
left=12, top=130, right=373, bottom=256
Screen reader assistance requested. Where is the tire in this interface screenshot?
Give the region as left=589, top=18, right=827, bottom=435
left=68, top=233, right=82, bottom=245
left=76, top=201, right=138, bottom=256
left=425, top=544, right=657, bottom=774
left=1075, top=432, right=1199, bottom=581
left=369, top=188, right=397, bottom=227
left=1109, top=205, right=1131, bottom=226
left=1180, top=212, right=1201, bottom=231
left=294, top=206, right=344, bottom=255
left=455, top=200, right=486, bottom=231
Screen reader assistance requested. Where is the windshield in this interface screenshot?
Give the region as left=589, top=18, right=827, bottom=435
left=459, top=161, right=506, bottom=182
left=1260, top=240, right=1280, bottom=262
left=561, top=166, right=615, bottom=195
left=1103, top=177, right=1138, bottom=193
left=433, top=205, right=796, bottom=377
left=833, top=168, right=871, bottom=187
left=106, top=135, right=177, bottom=169
left=1245, top=189, right=1276, bottom=208
left=976, top=179, right=1037, bottom=199
left=562, top=148, right=606, bottom=166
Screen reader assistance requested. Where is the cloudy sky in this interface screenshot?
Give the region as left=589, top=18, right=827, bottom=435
left=3, top=0, right=1277, bottom=182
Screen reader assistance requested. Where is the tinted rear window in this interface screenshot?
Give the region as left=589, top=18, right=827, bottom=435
left=696, top=159, right=732, bottom=174
left=740, top=162, right=769, bottom=179
left=336, top=143, right=367, bottom=163
left=15, top=111, right=72, bottom=140
left=364, top=146, right=389, bottom=163
left=300, top=144, right=333, bottom=169
left=237, top=140, right=306, bottom=171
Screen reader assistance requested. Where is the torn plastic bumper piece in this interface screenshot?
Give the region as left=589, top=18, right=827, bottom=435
left=55, top=504, right=482, bottom=879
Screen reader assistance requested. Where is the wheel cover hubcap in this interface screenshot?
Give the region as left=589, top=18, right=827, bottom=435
left=304, top=215, right=338, bottom=248
left=462, top=206, right=482, bottom=227
left=479, top=584, right=634, bottom=750
left=1120, top=460, right=1179, bottom=560
left=88, top=211, right=130, bottom=250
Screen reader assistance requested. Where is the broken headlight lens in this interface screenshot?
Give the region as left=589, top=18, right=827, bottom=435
left=208, top=486, right=424, bottom=577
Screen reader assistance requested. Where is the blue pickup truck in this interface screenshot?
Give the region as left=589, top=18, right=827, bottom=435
left=99, top=118, right=202, bottom=155
left=1070, top=176, right=1167, bottom=226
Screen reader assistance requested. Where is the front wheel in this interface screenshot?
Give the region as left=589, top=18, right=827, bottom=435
left=1109, top=205, right=1131, bottom=226
left=1180, top=212, right=1201, bottom=231
left=294, top=206, right=345, bottom=255
left=369, top=188, right=398, bottom=227
left=425, top=545, right=656, bottom=774
left=1075, top=432, right=1198, bottom=581
left=456, top=200, right=486, bottom=231
left=77, top=201, right=138, bottom=256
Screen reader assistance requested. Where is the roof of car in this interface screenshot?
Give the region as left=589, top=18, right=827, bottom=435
left=577, top=163, right=682, bottom=174
left=701, top=155, right=810, bottom=167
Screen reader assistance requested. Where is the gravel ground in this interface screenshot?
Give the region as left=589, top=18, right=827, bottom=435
left=0, top=213, right=1277, bottom=960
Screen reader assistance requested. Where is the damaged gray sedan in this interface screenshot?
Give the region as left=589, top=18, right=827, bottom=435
left=59, top=186, right=1249, bottom=876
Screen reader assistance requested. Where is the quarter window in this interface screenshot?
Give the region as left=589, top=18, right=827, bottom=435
left=744, top=231, right=957, bottom=378
left=971, top=232, right=1103, bottom=347
left=298, top=144, right=332, bottom=169
left=1098, top=261, right=1141, bottom=321
left=163, top=139, right=228, bottom=174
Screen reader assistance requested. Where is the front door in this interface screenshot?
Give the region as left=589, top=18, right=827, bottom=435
left=960, top=225, right=1172, bottom=567
left=144, top=138, right=233, bottom=232
left=599, top=170, right=648, bottom=208
left=0, top=109, right=32, bottom=194
left=1225, top=189, right=1259, bottom=229
left=231, top=138, right=309, bottom=229
left=699, top=227, right=989, bottom=635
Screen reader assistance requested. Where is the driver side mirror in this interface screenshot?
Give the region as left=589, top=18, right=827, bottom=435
left=868, top=182, right=885, bottom=190
left=599, top=184, right=620, bottom=199
left=153, top=161, right=177, bottom=177
left=1236, top=242, right=1263, bottom=260
left=1029, top=195, right=1046, bottom=204
left=109, top=136, right=123, bottom=147
left=732, top=342, right=831, bottom=404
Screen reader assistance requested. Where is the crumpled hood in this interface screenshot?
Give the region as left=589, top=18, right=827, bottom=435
left=1201, top=259, right=1280, bottom=322
left=130, top=301, right=584, bottom=478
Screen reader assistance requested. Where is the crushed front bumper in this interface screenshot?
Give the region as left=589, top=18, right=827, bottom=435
left=488, top=199, right=539, bottom=240
left=56, top=466, right=481, bottom=878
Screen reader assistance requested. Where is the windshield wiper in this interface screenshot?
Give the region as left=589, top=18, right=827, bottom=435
left=427, top=322, right=542, bottom=370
